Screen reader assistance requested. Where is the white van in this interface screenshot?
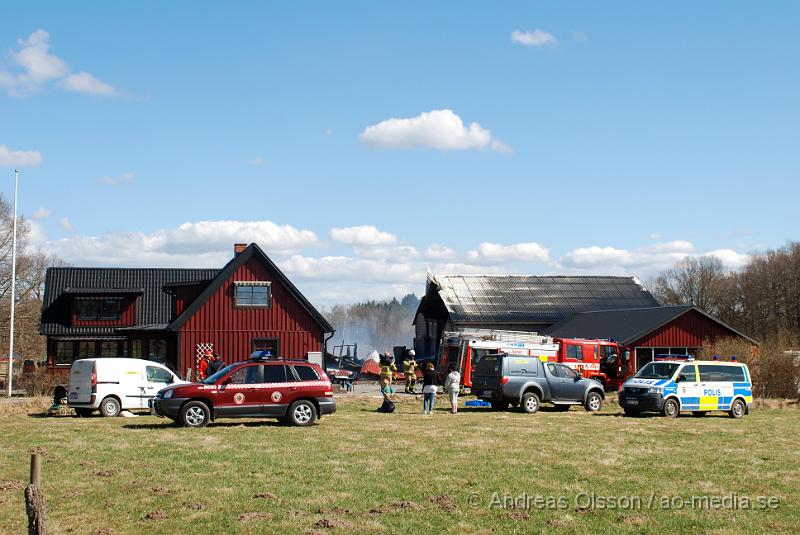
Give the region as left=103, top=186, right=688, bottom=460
left=68, top=358, right=186, bottom=417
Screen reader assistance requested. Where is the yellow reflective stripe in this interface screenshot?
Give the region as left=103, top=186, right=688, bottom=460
left=699, top=396, right=718, bottom=410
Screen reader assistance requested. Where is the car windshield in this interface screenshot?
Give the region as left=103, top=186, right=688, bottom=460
left=201, top=364, right=237, bottom=384
left=634, top=362, right=680, bottom=380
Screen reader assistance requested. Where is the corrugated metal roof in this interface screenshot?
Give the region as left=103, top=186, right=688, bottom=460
left=40, top=268, right=218, bottom=335
left=430, top=274, right=659, bottom=324
left=545, top=305, right=757, bottom=345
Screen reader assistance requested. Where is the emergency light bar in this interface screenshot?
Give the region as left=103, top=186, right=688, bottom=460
left=250, top=350, right=279, bottom=360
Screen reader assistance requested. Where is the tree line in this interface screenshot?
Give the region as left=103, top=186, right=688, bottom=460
left=650, top=241, right=800, bottom=343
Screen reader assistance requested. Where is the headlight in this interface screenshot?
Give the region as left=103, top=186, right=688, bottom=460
left=162, top=389, right=174, bottom=399
left=647, top=387, right=662, bottom=394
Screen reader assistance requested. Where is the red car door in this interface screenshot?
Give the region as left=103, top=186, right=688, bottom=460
left=261, top=364, right=294, bottom=417
left=216, top=363, right=264, bottom=417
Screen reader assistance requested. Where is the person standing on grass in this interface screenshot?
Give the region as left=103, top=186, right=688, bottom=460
left=444, top=363, right=461, bottom=414
left=422, top=362, right=438, bottom=414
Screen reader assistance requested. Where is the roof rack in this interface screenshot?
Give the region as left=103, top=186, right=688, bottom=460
left=442, top=329, right=553, bottom=345
left=653, top=354, right=694, bottom=361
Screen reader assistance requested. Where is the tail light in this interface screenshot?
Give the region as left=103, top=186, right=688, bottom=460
left=91, top=369, right=97, bottom=393
left=500, top=376, right=509, bottom=385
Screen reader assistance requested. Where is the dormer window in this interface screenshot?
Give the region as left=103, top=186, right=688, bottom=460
left=235, top=281, right=271, bottom=307
left=76, top=297, right=122, bottom=320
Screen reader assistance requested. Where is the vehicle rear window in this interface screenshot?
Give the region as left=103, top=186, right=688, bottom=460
left=293, top=365, right=319, bottom=381
left=698, top=365, right=745, bottom=382
left=475, top=355, right=502, bottom=375
left=508, top=358, right=537, bottom=376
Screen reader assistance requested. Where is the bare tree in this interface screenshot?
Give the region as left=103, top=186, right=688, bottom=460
left=651, top=256, right=730, bottom=314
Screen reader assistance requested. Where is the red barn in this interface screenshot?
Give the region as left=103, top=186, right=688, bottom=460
left=547, top=305, right=758, bottom=369
left=39, top=243, right=333, bottom=377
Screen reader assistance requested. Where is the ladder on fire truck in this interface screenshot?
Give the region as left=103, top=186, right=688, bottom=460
left=442, top=329, right=554, bottom=345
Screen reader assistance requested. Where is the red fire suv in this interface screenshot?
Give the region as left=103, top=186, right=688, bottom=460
left=149, top=356, right=336, bottom=427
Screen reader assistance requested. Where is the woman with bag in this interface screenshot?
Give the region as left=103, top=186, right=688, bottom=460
left=444, top=363, right=461, bottom=414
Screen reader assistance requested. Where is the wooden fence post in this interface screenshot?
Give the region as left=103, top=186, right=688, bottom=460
left=24, top=453, right=47, bottom=535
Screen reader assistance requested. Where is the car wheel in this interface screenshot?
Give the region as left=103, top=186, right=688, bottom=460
left=691, top=411, right=707, bottom=417
left=180, top=401, right=211, bottom=428
left=288, top=400, right=318, bottom=426
left=74, top=408, right=94, bottom=417
left=729, top=399, right=746, bottom=419
left=662, top=398, right=680, bottom=418
left=490, top=400, right=509, bottom=411
left=623, top=408, right=640, bottom=417
left=99, top=397, right=121, bottom=417
left=521, top=392, right=540, bottom=414
left=584, top=392, right=603, bottom=412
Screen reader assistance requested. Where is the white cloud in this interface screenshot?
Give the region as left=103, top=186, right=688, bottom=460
left=31, top=207, right=50, bottom=219
left=425, top=244, right=457, bottom=261
left=0, top=29, right=116, bottom=97
left=561, top=246, right=632, bottom=268
left=468, top=242, right=550, bottom=263
left=704, top=249, right=751, bottom=270
left=643, top=240, right=695, bottom=253
left=0, top=144, right=43, bottom=167
left=511, top=29, right=557, bottom=47
left=251, top=157, right=265, bottom=166
left=331, top=225, right=397, bottom=246
left=96, top=171, right=135, bottom=186
left=60, top=72, right=115, bottom=96
left=648, top=233, right=662, bottom=240
left=59, top=217, right=76, bottom=232
left=352, top=245, right=419, bottom=260
left=360, top=109, right=511, bottom=153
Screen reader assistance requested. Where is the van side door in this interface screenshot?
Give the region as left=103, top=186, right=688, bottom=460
left=675, top=364, right=701, bottom=410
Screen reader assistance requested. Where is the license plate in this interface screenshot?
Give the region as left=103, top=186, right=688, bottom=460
left=482, top=391, right=494, bottom=397
left=627, top=399, right=638, bottom=405
left=69, top=392, right=77, bottom=399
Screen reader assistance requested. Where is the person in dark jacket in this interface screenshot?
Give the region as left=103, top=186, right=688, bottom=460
left=421, top=362, right=438, bottom=414
left=206, top=354, right=224, bottom=376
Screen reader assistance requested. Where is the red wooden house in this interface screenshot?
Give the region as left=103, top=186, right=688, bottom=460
left=40, top=243, right=333, bottom=377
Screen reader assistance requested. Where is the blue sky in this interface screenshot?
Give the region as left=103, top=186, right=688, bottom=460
left=0, top=1, right=797, bottom=304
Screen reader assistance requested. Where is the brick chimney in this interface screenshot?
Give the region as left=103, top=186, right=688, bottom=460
left=234, top=243, right=248, bottom=255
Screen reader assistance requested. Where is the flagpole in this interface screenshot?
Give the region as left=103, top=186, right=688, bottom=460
left=7, top=169, right=18, bottom=398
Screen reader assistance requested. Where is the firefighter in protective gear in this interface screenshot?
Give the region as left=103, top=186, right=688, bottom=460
left=197, top=349, right=213, bottom=380
left=403, top=350, right=418, bottom=393
left=379, top=352, right=397, bottom=399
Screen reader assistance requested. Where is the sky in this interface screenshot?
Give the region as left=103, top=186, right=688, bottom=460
left=0, top=1, right=798, bottom=305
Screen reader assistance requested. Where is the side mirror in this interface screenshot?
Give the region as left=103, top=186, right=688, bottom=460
left=675, top=376, right=682, bottom=383
left=167, top=376, right=174, bottom=384
left=574, top=374, right=582, bottom=381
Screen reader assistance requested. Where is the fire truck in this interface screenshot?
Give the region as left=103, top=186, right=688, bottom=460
left=437, top=330, right=559, bottom=391
left=437, top=330, right=632, bottom=392
left=550, top=338, right=632, bottom=391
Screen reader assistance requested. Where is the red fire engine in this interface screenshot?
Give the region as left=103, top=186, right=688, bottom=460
left=437, top=330, right=632, bottom=392
left=549, top=338, right=632, bottom=391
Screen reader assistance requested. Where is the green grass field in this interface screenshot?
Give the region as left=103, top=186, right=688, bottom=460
left=0, top=395, right=798, bottom=534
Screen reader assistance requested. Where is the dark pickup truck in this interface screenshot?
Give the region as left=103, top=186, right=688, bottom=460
left=472, top=353, right=605, bottom=414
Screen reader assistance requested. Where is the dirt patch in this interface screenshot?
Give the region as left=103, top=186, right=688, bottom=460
left=151, top=486, right=170, bottom=495
left=0, top=481, right=24, bottom=491
left=238, top=512, right=274, bottom=522
left=620, top=514, right=647, bottom=526
left=92, top=529, right=113, bottom=535
left=367, top=506, right=388, bottom=515
left=253, top=492, right=279, bottom=501
left=186, top=502, right=205, bottom=511
left=94, top=469, right=118, bottom=478
left=315, top=506, right=352, bottom=515
left=287, top=510, right=307, bottom=518
left=504, top=510, right=530, bottom=521
left=144, top=508, right=167, bottom=520
left=428, top=494, right=458, bottom=512
left=314, top=518, right=337, bottom=529
left=29, top=446, right=49, bottom=457
left=391, top=500, right=422, bottom=510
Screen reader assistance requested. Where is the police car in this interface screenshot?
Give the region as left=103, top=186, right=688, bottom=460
left=619, top=355, right=752, bottom=418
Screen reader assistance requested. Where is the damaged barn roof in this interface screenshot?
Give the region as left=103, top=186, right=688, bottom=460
left=422, top=274, right=659, bottom=324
